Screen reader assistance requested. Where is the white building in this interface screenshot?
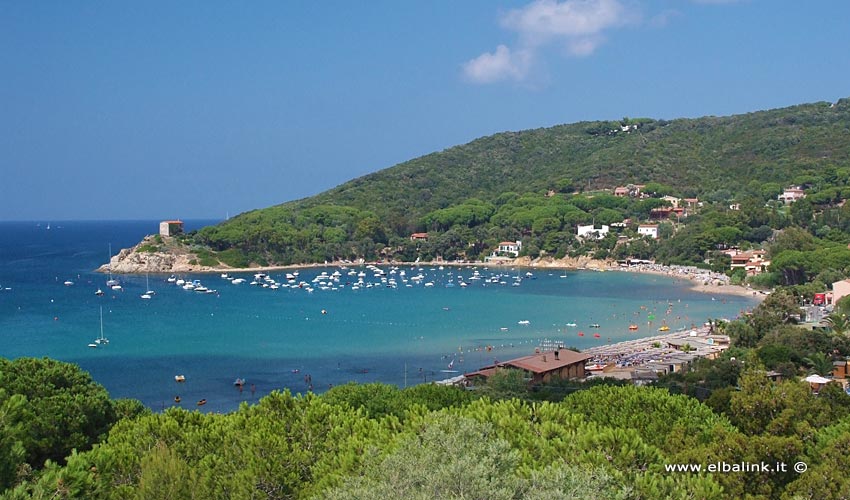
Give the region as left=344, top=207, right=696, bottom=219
left=661, top=195, right=680, bottom=208
left=577, top=224, right=609, bottom=240
left=496, top=241, right=522, bottom=257
left=778, top=187, right=805, bottom=204
left=159, top=220, right=184, bottom=237
left=637, top=224, right=659, bottom=239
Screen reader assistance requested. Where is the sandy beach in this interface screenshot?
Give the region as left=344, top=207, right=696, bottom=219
left=101, top=242, right=765, bottom=302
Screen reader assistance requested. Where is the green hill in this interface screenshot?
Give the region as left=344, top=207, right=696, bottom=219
left=191, top=98, right=850, bottom=267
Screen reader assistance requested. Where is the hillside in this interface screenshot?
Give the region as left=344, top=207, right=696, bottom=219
left=311, top=98, right=850, bottom=220
left=116, top=97, right=850, bottom=269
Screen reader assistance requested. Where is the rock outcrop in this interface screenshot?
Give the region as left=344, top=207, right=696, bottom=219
left=95, top=236, right=217, bottom=274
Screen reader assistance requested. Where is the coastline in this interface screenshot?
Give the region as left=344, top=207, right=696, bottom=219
left=100, top=244, right=764, bottom=302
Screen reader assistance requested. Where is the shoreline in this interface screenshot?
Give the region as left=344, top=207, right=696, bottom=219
left=101, top=251, right=764, bottom=301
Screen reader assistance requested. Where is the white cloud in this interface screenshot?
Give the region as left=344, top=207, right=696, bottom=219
left=462, top=0, right=638, bottom=85
left=501, top=0, right=633, bottom=46
left=462, top=45, right=533, bottom=84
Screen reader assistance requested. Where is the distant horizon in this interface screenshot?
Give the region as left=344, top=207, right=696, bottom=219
left=3, top=1, right=849, bottom=221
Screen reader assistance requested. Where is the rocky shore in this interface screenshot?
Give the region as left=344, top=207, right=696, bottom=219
left=96, top=235, right=207, bottom=274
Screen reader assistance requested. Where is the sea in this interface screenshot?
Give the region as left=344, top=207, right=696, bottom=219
left=0, top=220, right=758, bottom=413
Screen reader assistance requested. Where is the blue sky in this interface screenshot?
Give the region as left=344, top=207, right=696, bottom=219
left=2, top=0, right=849, bottom=221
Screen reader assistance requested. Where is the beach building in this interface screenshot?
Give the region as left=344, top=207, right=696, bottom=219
left=493, top=241, right=522, bottom=257
left=159, top=220, right=184, bottom=237
left=466, top=349, right=591, bottom=385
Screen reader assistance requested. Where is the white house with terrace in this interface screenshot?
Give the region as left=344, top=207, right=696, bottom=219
left=577, top=224, right=610, bottom=240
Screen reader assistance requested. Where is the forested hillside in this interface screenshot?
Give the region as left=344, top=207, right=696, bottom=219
left=188, top=98, right=850, bottom=268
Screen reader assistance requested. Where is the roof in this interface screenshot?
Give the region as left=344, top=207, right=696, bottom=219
left=503, top=350, right=591, bottom=374
left=498, top=241, right=519, bottom=246
left=161, top=220, right=183, bottom=224
left=464, top=367, right=498, bottom=378
left=638, top=224, right=658, bottom=229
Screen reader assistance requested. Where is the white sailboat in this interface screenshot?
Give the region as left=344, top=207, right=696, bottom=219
left=106, top=244, right=120, bottom=288
left=141, top=273, right=155, bottom=299
left=89, top=307, right=109, bottom=347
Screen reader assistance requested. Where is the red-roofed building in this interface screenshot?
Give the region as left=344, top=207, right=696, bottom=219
left=729, top=249, right=769, bottom=275
left=466, top=349, right=592, bottom=385
left=410, top=232, right=429, bottom=241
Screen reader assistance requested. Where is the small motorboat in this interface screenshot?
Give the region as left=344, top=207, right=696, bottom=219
left=174, top=396, right=182, bottom=404
left=95, top=289, right=104, bottom=296
left=589, top=323, right=600, bottom=329
left=628, top=324, right=639, bottom=331
left=197, top=399, right=207, bottom=406
left=234, top=378, right=245, bottom=387
left=174, top=375, right=186, bottom=382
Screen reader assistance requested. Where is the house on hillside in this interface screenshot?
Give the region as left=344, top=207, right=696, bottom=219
left=637, top=224, right=659, bottom=239
left=682, top=198, right=701, bottom=214
left=833, top=279, right=850, bottom=304
left=159, top=220, right=184, bottom=237
left=492, top=241, right=522, bottom=257
left=729, top=249, right=770, bottom=275
left=613, top=185, right=646, bottom=198
left=577, top=224, right=609, bottom=240
left=778, top=186, right=806, bottom=204
left=661, top=195, right=680, bottom=208
left=410, top=232, right=429, bottom=241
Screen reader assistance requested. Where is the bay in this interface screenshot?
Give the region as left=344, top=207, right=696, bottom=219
left=0, top=220, right=758, bottom=412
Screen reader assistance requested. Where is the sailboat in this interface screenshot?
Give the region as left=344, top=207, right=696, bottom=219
left=88, top=307, right=109, bottom=347
left=440, top=359, right=458, bottom=373
left=141, top=273, right=155, bottom=299
left=106, top=244, right=120, bottom=288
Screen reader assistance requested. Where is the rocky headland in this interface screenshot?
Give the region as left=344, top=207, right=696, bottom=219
left=96, top=235, right=214, bottom=274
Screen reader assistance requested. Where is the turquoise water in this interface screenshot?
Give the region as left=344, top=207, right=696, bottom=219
left=0, top=221, right=757, bottom=412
